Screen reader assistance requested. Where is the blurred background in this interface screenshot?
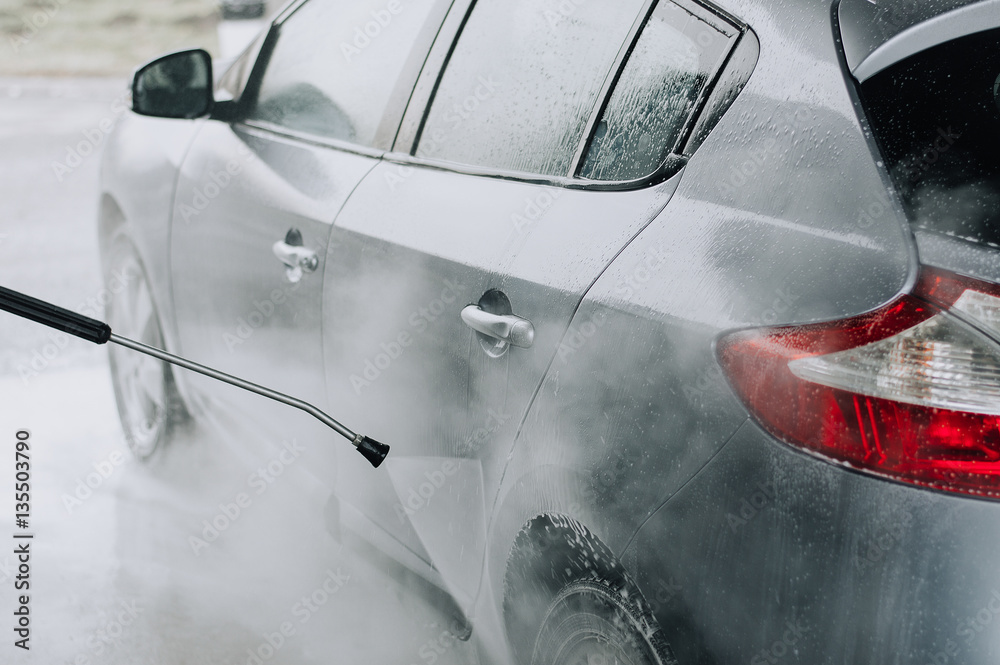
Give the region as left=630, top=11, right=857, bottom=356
left=0, top=0, right=282, bottom=395
left=0, top=0, right=283, bottom=76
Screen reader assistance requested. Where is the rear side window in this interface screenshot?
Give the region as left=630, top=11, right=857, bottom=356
left=579, top=1, right=737, bottom=181
left=246, top=0, right=439, bottom=147
left=416, top=0, right=649, bottom=176
left=416, top=0, right=741, bottom=184
left=861, top=27, right=1000, bottom=247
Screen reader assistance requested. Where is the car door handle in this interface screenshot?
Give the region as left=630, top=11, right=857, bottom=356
left=461, top=305, right=534, bottom=349
left=272, top=240, right=319, bottom=273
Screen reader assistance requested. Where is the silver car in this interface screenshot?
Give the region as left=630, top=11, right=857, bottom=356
left=99, top=0, right=1000, bottom=663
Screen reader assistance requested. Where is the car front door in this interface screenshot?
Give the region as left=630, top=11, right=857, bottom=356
left=322, top=0, right=740, bottom=613
left=169, top=0, right=448, bottom=479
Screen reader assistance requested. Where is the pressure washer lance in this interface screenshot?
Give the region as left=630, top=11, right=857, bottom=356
left=0, top=285, right=389, bottom=468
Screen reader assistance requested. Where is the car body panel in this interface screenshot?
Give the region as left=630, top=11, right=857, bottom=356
left=169, top=121, right=377, bottom=476
left=322, top=161, right=681, bottom=613
left=625, top=420, right=1000, bottom=665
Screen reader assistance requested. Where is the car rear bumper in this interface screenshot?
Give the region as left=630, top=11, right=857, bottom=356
left=626, top=420, right=1000, bottom=665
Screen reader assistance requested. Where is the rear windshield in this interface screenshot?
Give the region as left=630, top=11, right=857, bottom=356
left=860, top=27, right=1000, bottom=248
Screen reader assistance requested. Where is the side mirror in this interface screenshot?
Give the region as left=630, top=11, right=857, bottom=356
left=132, top=49, right=213, bottom=119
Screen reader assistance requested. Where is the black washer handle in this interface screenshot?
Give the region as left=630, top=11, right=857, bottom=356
left=0, top=285, right=111, bottom=345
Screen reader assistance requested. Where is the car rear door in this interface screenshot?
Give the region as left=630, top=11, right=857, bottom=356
left=322, top=0, right=742, bottom=612
left=169, top=0, right=448, bottom=477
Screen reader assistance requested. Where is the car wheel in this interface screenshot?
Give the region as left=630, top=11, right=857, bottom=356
left=531, top=578, right=668, bottom=665
left=105, top=235, right=182, bottom=460
left=505, top=516, right=676, bottom=665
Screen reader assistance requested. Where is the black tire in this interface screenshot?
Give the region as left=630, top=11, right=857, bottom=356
left=531, top=578, right=667, bottom=665
left=104, top=233, right=185, bottom=460
left=504, top=517, right=676, bottom=665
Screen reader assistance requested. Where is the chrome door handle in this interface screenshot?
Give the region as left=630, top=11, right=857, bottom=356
left=461, top=305, right=534, bottom=349
left=272, top=240, right=319, bottom=273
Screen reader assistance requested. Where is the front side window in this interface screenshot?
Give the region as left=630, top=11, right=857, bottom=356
left=246, top=0, right=440, bottom=146
left=861, top=27, right=1000, bottom=248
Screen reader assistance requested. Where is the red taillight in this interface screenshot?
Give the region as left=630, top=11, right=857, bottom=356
left=718, top=268, right=1000, bottom=498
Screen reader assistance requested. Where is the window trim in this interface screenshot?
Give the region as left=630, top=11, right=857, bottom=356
left=567, top=0, right=660, bottom=176
left=380, top=151, right=689, bottom=192
left=239, top=120, right=387, bottom=159
left=400, top=0, right=748, bottom=191
left=401, top=0, right=475, bottom=154
left=660, top=0, right=743, bottom=156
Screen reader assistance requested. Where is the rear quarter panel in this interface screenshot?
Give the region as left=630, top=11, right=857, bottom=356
left=485, top=0, right=917, bottom=655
